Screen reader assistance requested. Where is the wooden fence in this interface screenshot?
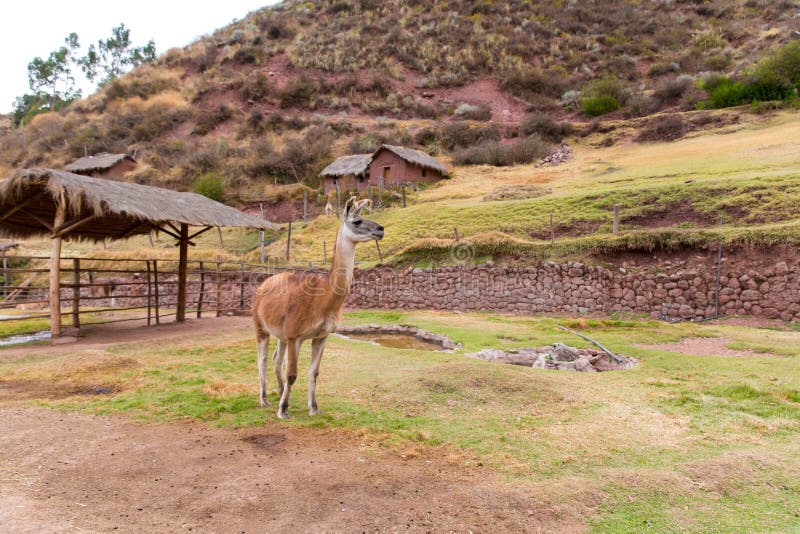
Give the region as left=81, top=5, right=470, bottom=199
left=0, top=255, right=320, bottom=336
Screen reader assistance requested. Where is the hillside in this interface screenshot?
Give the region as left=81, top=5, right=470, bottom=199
left=1, top=0, right=799, bottom=198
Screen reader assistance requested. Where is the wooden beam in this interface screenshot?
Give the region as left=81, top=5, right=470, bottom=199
left=21, top=209, right=54, bottom=231
left=187, top=226, right=213, bottom=241
left=52, top=214, right=97, bottom=238
left=152, top=224, right=182, bottom=241
left=49, top=202, right=66, bottom=338
left=176, top=223, right=189, bottom=322
left=0, top=194, right=38, bottom=223
left=119, top=220, right=150, bottom=239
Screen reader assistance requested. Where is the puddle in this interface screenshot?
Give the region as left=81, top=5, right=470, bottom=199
left=335, top=325, right=460, bottom=351
left=0, top=331, right=51, bottom=347
left=345, top=333, right=445, bottom=351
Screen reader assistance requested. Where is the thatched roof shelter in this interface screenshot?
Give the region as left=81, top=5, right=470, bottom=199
left=65, top=153, right=135, bottom=173
left=375, top=145, right=448, bottom=175
left=0, top=168, right=277, bottom=241
left=320, top=154, right=372, bottom=177
left=0, top=168, right=279, bottom=336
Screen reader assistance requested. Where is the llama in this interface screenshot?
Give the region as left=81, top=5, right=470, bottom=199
left=252, top=197, right=384, bottom=418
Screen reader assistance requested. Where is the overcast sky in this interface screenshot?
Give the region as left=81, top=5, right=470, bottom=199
left=0, top=1, right=279, bottom=113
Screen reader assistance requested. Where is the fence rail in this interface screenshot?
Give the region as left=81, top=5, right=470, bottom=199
left=0, top=255, right=318, bottom=337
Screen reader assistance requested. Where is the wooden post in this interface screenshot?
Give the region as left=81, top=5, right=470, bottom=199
left=613, top=204, right=620, bottom=235
left=146, top=260, right=152, bottom=326
left=303, top=190, right=308, bottom=222
left=402, top=184, right=406, bottom=208
left=148, top=233, right=154, bottom=247
left=285, top=221, right=292, bottom=262
left=323, top=241, right=327, bottom=264
left=49, top=203, right=66, bottom=338
left=217, top=227, right=224, bottom=246
left=550, top=214, right=555, bottom=247
left=239, top=262, right=245, bottom=311
left=153, top=259, right=160, bottom=325
left=335, top=181, right=341, bottom=219
left=259, top=204, right=265, bottom=264
left=375, top=240, right=383, bottom=264
left=72, top=259, right=80, bottom=329
left=2, top=257, right=7, bottom=298
left=454, top=227, right=460, bottom=242
left=176, top=223, right=189, bottom=322
left=197, top=260, right=205, bottom=319
left=215, top=258, right=222, bottom=317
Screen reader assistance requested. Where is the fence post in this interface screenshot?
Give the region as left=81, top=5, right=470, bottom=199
left=285, top=221, right=292, bottom=262
left=454, top=227, right=460, bottom=242
left=303, top=190, right=308, bottom=222
left=613, top=204, right=620, bottom=235
left=402, top=184, right=406, bottom=208
left=153, top=259, right=160, bottom=325
left=2, top=257, right=7, bottom=298
left=215, top=258, right=222, bottom=317
left=323, top=241, right=327, bottom=265
left=335, top=181, right=341, bottom=218
left=550, top=214, right=555, bottom=247
left=259, top=204, right=266, bottom=264
left=197, top=260, right=205, bottom=319
left=239, top=262, right=245, bottom=311
left=72, top=258, right=80, bottom=329
left=375, top=240, right=383, bottom=264
left=146, top=260, right=152, bottom=326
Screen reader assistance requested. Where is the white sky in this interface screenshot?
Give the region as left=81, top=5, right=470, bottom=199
left=0, top=1, right=279, bottom=113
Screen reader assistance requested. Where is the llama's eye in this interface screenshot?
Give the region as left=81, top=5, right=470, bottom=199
left=352, top=219, right=362, bottom=225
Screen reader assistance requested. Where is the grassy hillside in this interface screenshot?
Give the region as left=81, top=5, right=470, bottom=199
left=263, top=110, right=800, bottom=266
left=1, top=0, right=799, bottom=199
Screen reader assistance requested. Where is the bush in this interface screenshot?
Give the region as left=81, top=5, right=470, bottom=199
left=653, top=75, right=694, bottom=101
left=581, top=95, right=620, bottom=117
left=453, top=102, right=492, bottom=121
left=699, top=76, right=794, bottom=109
left=453, top=137, right=551, bottom=166
left=415, top=121, right=500, bottom=151
left=636, top=114, right=687, bottom=142
left=192, top=104, right=233, bottom=135
left=755, top=41, right=800, bottom=89
left=520, top=113, right=573, bottom=142
left=500, top=66, right=568, bottom=101
left=194, top=172, right=225, bottom=201
left=279, top=76, right=316, bottom=108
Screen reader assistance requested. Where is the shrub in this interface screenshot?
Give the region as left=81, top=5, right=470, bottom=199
left=581, top=95, right=620, bottom=117
left=520, top=113, right=573, bottom=142
left=636, top=114, right=687, bottom=142
left=239, top=72, right=272, bottom=102
left=279, top=76, right=316, bottom=108
left=500, top=66, right=568, bottom=101
left=653, top=75, right=694, bottom=101
left=194, top=172, right=225, bottom=201
left=698, top=76, right=794, bottom=109
left=755, top=41, right=800, bottom=89
left=453, top=102, right=492, bottom=121
left=192, top=104, right=233, bottom=135
left=453, top=137, right=551, bottom=166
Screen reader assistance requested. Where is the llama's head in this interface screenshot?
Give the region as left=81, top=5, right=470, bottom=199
left=341, top=197, right=384, bottom=243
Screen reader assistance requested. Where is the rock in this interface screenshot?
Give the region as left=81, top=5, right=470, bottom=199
left=549, top=343, right=581, bottom=361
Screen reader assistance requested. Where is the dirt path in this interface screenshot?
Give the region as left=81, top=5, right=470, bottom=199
left=0, top=407, right=574, bottom=533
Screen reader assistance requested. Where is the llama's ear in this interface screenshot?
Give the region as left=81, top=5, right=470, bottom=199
left=352, top=199, right=366, bottom=216
left=343, top=196, right=357, bottom=219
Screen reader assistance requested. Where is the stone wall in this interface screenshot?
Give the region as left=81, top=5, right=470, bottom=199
left=346, top=260, right=800, bottom=322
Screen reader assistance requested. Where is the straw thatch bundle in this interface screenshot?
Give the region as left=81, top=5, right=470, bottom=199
left=377, top=145, right=448, bottom=175
left=320, top=154, right=372, bottom=177
left=65, top=153, right=134, bottom=173
left=0, top=168, right=278, bottom=241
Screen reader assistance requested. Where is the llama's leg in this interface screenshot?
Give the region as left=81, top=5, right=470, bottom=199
left=308, top=336, right=327, bottom=416
left=277, top=338, right=300, bottom=419
left=257, top=332, right=270, bottom=407
left=273, top=339, right=286, bottom=395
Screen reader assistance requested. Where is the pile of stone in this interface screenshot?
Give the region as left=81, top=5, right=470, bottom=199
left=536, top=141, right=573, bottom=167
left=336, top=324, right=461, bottom=351
left=467, top=343, right=636, bottom=372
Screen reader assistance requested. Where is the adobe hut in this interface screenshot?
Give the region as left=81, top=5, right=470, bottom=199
left=320, top=154, right=372, bottom=195
left=65, top=152, right=137, bottom=179
left=368, top=145, right=448, bottom=189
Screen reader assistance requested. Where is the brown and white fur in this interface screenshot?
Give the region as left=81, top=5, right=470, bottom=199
left=252, top=197, right=384, bottom=419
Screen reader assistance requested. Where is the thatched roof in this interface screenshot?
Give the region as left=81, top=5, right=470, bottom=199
left=320, top=154, right=372, bottom=178
left=376, top=145, right=448, bottom=175
left=65, top=153, right=135, bottom=173
left=0, top=168, right=278, bottom=242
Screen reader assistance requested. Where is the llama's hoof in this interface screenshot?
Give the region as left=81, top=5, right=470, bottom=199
left=277, top=410, right=291, bottom=420
left=309, top=408, right=322, bottom=416
left=259, top=397, right=269, bottom=407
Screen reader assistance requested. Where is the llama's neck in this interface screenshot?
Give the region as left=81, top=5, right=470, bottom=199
left=328, top=227, right=356, bottom=306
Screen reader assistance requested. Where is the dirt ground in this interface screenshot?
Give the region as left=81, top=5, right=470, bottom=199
left=638, top=336, right=776, bottom=358
left=0, top=317, right=580, bottom=532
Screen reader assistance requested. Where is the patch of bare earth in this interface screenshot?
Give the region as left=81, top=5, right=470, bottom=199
left=0, top=408, right=591, bottom=532
left=637, top=337, right=776, bottom=358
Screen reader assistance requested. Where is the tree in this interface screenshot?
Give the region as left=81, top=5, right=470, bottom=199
left=14, top=33, right=82, bottom=126
left=79, top=23, right=156, bottom=86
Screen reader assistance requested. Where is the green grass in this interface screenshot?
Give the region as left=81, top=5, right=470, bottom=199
left=2, top=310, right=799, bottom=531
